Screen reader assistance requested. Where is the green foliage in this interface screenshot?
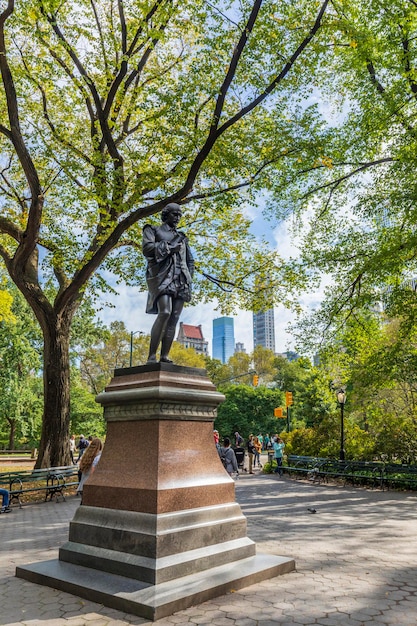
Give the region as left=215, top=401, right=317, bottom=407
left=168, top=343, right=207, bottom=368
left=307, top=311, right=417, bottom=462
left=0, top=288, right=15, bottom=323
left=0, top=284, right=43, bottom=448
left=253, top=345, right=277, bottom=384
left=262, top=461, right=276, bottom=474
left=79, top=320, right=138, bottom=394
left=0, top=0, right=332, bottom=312
left=277, top=0, right=417, bottom=352
left=227, top=352, right=253, bottom=381
left=203, top=356, right=225, bottom=384
left=282, top=428, right=322, bottom=457
left=215, top=384, right=283, bottom=441
left=283, top=414, right=376, bottom=460
left=69, top=369, right=106, bottom=439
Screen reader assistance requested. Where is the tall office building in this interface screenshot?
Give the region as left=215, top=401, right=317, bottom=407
left=212, top=317, right=235, bottom=363
left=253, top=309, right=276, bottom=353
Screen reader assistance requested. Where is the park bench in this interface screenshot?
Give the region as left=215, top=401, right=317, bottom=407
left=342, top=461, right=385, bottom=488
left=379, top=464, right=417, bottom=491
left=0, top=465, right=79, bottom=508
left=316, top=460, right=384, bottom=488
left=281, top=456, right=417, bottom=491
left=285, top=455, right=327, bottom=479
left=314, top=459, right=350, bottom=483
left=0, top=449, right=31, bottom=455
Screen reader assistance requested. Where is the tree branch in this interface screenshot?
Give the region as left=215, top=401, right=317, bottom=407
left=0, top=1, right=43, bottom=267
left=400, top=30, right=417, bottom=103
left=300, top=157, right=394, bottom=201
left=180, top=0, right=330, bottom=197
left=0, top=216, right=23, bottom=242
left=40, top=4, right=124, bottom=171
left=90, top=0, right=110, bottom=76
left=16, top=48, right=93, bottom=166
left=367, top=59, right=417, bottom=135
left=118, top=0, right=127, bottom=54
left=218, top=0, right=330, bottom=135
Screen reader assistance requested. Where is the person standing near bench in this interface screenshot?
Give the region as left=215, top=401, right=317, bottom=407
left=77, top=438, right=103, bottom=501
left=0, top=487, right=11, bottom=513
left=273, top=437, right=285, bottom=476
left=247, top=435, right=255, bottom=474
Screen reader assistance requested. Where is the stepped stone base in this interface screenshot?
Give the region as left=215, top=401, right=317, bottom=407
left=15, top=364, right=295, bottom=620
left=17, top=553, right=295, bottom=621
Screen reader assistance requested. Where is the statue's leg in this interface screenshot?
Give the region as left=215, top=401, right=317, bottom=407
left=147, top=295, right=172, bottom=363
left=160, top=298, right=184, bottom=362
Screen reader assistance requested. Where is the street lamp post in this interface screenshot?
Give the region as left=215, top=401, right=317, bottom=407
left=130, top=331, right=144, bottom=368
left=336, top=388, right=347, bottom=461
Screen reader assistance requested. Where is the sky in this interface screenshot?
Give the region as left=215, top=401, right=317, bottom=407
left=95, top=208, right=327, bottom=357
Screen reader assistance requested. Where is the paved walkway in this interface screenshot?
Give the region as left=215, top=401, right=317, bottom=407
left=1, top=473, right=417, bottom=625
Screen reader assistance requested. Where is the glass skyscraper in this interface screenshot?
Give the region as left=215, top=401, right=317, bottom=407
left=212, top=317, right=235, bottom=363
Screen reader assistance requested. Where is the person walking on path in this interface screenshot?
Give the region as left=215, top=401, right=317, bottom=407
left=234, top=431, right=244, bottom=447
left=76, top=434, right=89, bottom=461
left=273, top=436, right=285, bottom=475
left=219, top=437, right=238, bottom=476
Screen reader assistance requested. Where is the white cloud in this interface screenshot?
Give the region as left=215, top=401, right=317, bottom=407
left=96, top=281, right=300, bottom=357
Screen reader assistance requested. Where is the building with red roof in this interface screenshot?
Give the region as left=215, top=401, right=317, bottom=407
left=176, top=322, right=208, bottom=355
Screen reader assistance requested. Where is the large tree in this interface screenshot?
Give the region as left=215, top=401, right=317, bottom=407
left=274, top=0, right=417, bottom=350
left=0, top=0, right=332, bottom=466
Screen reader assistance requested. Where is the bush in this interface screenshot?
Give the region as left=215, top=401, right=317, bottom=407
left=262, top=460, right=276, bottom=474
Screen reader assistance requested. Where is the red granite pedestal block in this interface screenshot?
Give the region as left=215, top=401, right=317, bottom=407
left=82, top=363, right=235, bottom=512
left=16, top=363, right=295, bottom=620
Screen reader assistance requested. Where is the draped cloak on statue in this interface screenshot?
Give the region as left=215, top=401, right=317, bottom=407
left=142, top=222, right=194, bottom=314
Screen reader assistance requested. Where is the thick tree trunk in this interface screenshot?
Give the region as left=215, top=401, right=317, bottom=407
left=7, top=418, right=16, bottom=450
left=35, top=314, right=72, bottom=469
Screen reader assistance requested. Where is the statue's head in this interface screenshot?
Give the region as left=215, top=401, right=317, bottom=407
left=161, top=202, right=182, bottom=223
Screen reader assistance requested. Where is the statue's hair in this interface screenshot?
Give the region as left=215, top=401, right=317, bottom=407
left=161, top=203, right=182, bottom=222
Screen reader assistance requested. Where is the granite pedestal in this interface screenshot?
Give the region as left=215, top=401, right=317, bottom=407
left=16, top=364, right=295, bottom=620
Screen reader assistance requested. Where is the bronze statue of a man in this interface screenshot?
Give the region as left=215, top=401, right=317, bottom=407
left=142, top=203, right=194, bottom=364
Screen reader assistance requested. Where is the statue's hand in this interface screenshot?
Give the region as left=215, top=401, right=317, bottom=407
left=170, top=241, right=182, bottom=253
left=169, top=234, right=185, bottom=253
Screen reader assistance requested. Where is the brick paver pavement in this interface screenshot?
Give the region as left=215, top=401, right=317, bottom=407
left=1, top=472, right=417, bottom=625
